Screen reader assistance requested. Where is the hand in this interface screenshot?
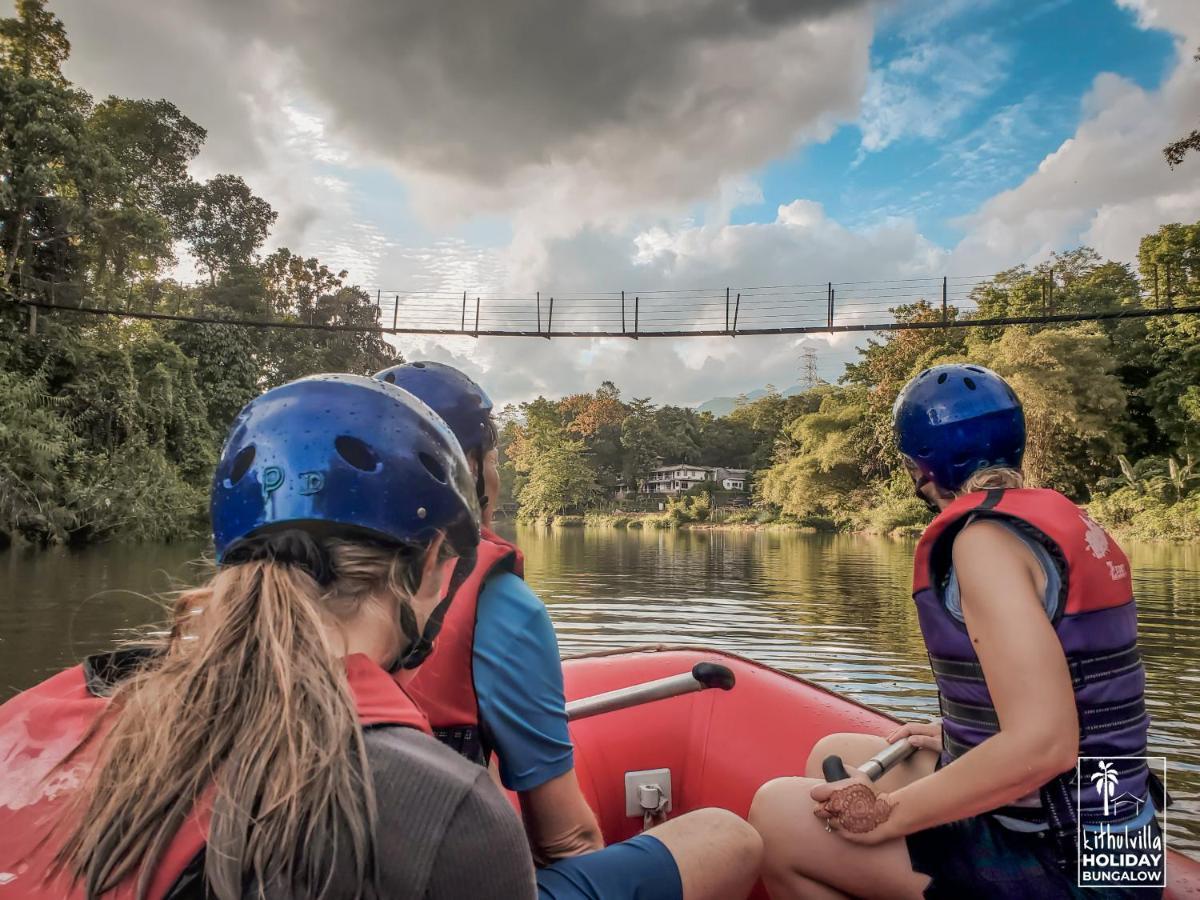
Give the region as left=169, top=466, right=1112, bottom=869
left=810, top=770, right=898, bottom=845
left=887, top=718, right=942, bottom=754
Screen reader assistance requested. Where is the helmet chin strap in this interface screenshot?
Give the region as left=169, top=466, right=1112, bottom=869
left=476, top=468, right=489, bottom=512
left=913, top=473, right=943, bottom=514
left=390, top=552, right=476, bottom=672
left=473, top=446, right=492, bottom=513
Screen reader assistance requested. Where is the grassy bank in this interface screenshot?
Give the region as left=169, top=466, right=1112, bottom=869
left=1088, top=490, right=1200, bottom=543
left=518, top=493, right=1199, bottom=543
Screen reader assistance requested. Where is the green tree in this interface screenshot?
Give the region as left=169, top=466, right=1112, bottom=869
left=560, top=381, right=627, bottom=492
left=620, top=397, right=659, bottom=489
left=1134, top=224, right=1200, bottom=453
left=0, top=63, right=97, bottom=293
left=87, top=97, right=206, bottom=288
left=756, top=386, right=872, bottom=522
left=0, top=0, right=68, bottom=80
left=1137, top=221, right=1200, bottom=304
left=517, top=439, right=597, bottom=518
left=179, top=174, right=276, bottom=284
left=653, top=406, right=703, bottom=464
left=843, top=300, right=967, bottom=480
left=0, top=360, right=73, bottom=544
left=697, top=412, right=759, bottom=468
left=971, top=326, right=1127, bottom=497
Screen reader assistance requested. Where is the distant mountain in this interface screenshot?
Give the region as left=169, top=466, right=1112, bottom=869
left=695, top=384, right=805, bottom=417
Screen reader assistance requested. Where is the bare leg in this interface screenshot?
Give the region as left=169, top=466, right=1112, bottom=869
left=648, top=807, right=763, bottom=900
left=750, top=777, right=929, bottom=900
left=805, top=733, right=937, bottom=794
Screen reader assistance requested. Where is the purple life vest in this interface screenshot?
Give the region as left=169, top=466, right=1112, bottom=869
left=913, top=488, right=1150, bottom=842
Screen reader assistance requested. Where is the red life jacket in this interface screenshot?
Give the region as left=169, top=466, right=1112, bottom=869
left=0, top=650, right=430, bottom=899
left=405, top=528, right=525, bottom=764
left=913, top=487, right=1150, bottom=862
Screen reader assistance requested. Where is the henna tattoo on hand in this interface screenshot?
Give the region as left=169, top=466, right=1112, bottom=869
left=821, top=783, right=893, bottom=834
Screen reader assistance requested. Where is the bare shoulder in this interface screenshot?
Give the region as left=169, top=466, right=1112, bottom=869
left=953, top=518, right=1030, bottom=563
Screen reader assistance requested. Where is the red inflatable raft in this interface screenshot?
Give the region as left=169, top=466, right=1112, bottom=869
left=557, top=646, right=1200, bottom=899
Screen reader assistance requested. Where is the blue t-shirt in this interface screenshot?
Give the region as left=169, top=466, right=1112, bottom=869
left=473, top=572, right=575, bottom=792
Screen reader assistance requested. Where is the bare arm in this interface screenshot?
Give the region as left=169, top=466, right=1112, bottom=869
left=818, top=520, right=1079, bottom=842
left=518, top=768, right=604, bottom=865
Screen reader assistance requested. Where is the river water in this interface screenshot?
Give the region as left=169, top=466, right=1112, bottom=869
left=1, top=526, right=1197, bottom=851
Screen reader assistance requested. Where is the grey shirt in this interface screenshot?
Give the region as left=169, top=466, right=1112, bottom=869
left=235, top=726, right=536, bottom=899
left=362, top=725, right=537, bottom=899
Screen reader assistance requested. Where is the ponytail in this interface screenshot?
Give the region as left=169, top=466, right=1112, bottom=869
left=58, top=536, right=424, bottom=899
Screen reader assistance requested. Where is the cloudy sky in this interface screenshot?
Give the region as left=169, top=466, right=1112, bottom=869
left=56, top=0, right=1200, bottom=407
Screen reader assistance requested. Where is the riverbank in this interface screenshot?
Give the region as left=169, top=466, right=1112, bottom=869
left=524, top=500, right=1200, bottom=543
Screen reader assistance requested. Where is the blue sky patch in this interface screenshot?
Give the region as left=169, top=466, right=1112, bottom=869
left=731, top=0, right=1176, bottom=247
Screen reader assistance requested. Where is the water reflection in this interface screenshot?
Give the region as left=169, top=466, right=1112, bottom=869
left=0, top=528, right=1196, bottom=851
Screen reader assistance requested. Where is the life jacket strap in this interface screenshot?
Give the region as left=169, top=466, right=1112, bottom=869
left=930, top=642, right=1141, bottom=689
left=432, top=725, right=489, bottom=767
left=940, top=697, right=997, bottom=729
left=1065, top=643, right=1142, bottom=688
left=942, top=695, right=1147, bottom=737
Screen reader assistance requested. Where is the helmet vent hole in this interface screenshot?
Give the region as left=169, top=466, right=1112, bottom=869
left=229, top=445, right=256, bottom=484
left=918, top=369, right=930, bottom=379
left=383, top=372, right=396, bottom=384
left=419, top=452, right=448, bottom=484
left=336, top=435, right=381, bottom=472
left=412, top=362, right=427, bottom=369
left=964, top=377, right=977, bottom=390
left=937, top=372, right=948, bottom=384
left=966, top=366, right=984, bottom=373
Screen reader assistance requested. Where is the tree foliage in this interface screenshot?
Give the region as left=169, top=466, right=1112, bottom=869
left=0, top=2, right=401, bottom=547
left=756, top=232, right=1200, bottom=536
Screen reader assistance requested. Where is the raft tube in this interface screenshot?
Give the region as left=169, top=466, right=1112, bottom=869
left=557, top=646, right=1200, bottom=899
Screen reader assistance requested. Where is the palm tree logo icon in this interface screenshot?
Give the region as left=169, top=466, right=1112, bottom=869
left=1092, top=760, right=1119, bottom=816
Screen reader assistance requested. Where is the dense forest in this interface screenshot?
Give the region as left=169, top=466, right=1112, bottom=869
left=0, top=0, right=398, bottom=548
left=2, top=0, right=1198, bottom=548
left=502, top=237, right=1200, bottom=540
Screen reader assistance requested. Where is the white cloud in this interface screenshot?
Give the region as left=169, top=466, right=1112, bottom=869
left=50, top=0, right=1200, bottom=410
left=858, top=33, right=1009, bottom=154
left=952, top=34, right=1200, bottom=271
left=385, top=200, right=947, bottom=407
left=1116, top=0, right=1200, bottom=43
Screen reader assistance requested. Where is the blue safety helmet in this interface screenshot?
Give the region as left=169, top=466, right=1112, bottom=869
left=374, top=362, right=496, bottom=457
left=892, top=364, right=1025, bottom=493
left=211, top=374, right=481, bottom=562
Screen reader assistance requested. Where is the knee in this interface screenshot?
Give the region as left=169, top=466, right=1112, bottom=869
left=805, top=732, right=849, bottom=775
left=749, top=776, right=799, bottom=833
left=749, top=778, right=812, bottom=876
left=690, top=807, right=763, bottom=863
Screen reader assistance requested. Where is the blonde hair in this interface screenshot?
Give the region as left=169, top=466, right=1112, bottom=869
left=57, top=537, right=428, bottom=900
left=959, top=466, right=1025, bottom=494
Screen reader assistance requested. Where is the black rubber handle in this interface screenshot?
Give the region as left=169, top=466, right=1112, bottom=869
left=691, top=662, right=736, bottom=691
left=822, top=754, right=851, bottom=783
